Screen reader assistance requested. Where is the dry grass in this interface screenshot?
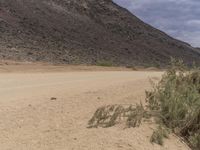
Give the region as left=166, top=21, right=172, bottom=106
left=150, top=126, right=169, bottom=145
left=146, top=59, right=200, bottom=149
left=96, top=61, right=113, bottom=67
left=88, top=59, right=200, bottom=149
left=88, top=103, right=148, bottom=128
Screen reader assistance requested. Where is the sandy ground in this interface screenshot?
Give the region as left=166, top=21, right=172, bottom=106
left=0, top=65, right=190, bottom=150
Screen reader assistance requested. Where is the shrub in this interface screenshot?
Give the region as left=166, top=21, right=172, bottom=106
left=146, top=59, right=200, bottom=149
left=88, top=59, right=200, bottom=149
left=96, top=60, right=113, bottom=67
left=150, top=126, right=169, bottom=145
left=88, top=104, right=148, bottom=128
left=189, top=132, right=200, bottom=149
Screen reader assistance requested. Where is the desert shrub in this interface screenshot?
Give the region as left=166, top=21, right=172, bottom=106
left=88, top=103, right=148, bottom=128
left=189, top=132, right=200, bottom=149
left=89, top=59, right=200, bottom=148
left=96, top=60, right=113, bottom=67
left=150, top=126, right=169, bottom=145
left=146, top=59, right=200, bottom=149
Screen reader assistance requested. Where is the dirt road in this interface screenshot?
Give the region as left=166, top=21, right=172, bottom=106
left=0, top=70, right=189, bottom=150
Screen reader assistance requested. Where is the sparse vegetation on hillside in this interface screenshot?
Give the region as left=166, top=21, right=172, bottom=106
left=89, top=59, right=200, bottom=149
left=96, top=61, right=113, bottom=67
left=1, top=0, right=200, bottom=66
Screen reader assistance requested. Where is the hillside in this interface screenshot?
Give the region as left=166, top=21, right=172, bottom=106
left=0, top=0, right=199, bottom=66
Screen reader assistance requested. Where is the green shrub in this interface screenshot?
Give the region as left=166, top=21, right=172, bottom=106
left=146, top=59, right=200, bottom=149
left=189, top=132, right=200, bottom=149
left=96, top=60, right=113, bottom=67
left=150, top=126, right=169, bottom=145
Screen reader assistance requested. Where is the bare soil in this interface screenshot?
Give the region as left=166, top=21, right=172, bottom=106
left=0, top=64, right=190, bottom=150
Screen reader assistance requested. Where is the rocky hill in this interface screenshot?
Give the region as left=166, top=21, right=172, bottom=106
left=0, top=0, right=199, bottom=66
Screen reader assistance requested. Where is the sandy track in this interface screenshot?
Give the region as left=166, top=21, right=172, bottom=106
left=0, top=71, right=189, bottom=150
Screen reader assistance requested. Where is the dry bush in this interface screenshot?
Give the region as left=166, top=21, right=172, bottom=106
left=88, top=59, right=200, bottom=149
left=88, top=103, right=148, bottom=128
left=96, top=60, right=113, bottom=67
left=150, top=126, right=169, bottom=145
left=146, top=59, right=200, bottom=149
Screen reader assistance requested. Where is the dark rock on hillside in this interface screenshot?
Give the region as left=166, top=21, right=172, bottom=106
left=0, top=0, right=199, bottom=66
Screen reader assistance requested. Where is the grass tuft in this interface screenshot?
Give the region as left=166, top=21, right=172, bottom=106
left=146, top=58, right=200, bottom=149
left=96, top=60, right=113, bottom=67
left=88, top=103, right=147, bottom=128
left=150, top=126, right=169, bottom=145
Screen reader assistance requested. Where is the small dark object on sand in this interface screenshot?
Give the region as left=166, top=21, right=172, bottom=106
left=50, top=97, right=57, bottom=100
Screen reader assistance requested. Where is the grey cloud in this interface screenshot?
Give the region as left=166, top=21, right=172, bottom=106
left=113, top=0, right=200, bottom=47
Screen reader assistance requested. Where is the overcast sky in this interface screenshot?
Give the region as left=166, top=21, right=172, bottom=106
left=113, top=0, right=200, bottom=47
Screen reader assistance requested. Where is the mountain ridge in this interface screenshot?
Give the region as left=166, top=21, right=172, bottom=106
left=0, top=0, right=199, bottom=66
